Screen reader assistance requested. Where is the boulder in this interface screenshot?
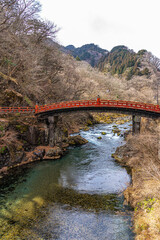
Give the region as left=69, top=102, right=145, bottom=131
left=68, top=135, right=88, bottom=146
left=46, top=146, right=63, bottom=157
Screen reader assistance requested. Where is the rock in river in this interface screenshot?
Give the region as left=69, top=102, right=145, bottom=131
left=68, top=135, right=88, bottom=146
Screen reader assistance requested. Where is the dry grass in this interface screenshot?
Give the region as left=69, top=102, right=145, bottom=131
left=0, top=131, right=18, bottom=147
left=119, top=119, right=160, bottom=239
left=128, top=133, right=159, bottom=182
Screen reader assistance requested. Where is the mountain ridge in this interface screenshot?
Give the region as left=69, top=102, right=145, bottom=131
left=63, top=44, right=154, bottom=80
left=63, top=43, right=108, bottom=67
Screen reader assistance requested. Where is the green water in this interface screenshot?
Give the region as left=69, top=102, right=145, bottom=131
left=0, top=122, right=134, bottom=239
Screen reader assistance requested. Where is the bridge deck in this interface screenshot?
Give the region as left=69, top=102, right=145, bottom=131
left=0, top=100, right=159, bottom=118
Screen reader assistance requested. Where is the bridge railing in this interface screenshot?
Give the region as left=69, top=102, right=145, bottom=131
left=0, top=100, right=159, bottom=114
left=35, top=100, right=160, bottom=114
left=0, top=107, right=35, bottom=113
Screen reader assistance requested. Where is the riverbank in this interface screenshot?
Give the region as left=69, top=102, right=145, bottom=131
left=0, top=112, right=90, bottom=177
left=112, top=117, right=160, bottom=239
left=0, top=112, right=130, bottom=178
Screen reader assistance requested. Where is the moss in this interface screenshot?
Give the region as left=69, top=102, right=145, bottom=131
left=83, top=126, right=90, bottom=131
left=0, top=126, right=4, bottom=131
left=0, top=146, right=7, bottom=154
left=63, top=128, right=68, bottom=133
left=136, top=198, right=156, bottom=213
left=63, top=128, right=68, bottom=137
left=86, top=119, right=93, bottom=126
left=15, top=124, right=28, bottom=133
left=15, top=113, right=21, bottom=117
left=24, top=96, right=34, bottom=107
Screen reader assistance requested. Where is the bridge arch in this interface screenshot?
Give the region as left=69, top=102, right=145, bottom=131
left=35, top=100, right=160, bottom=119
left=34, top=100, right=159, bottom=144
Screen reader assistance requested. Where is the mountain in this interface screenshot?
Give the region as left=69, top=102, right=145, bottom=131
left=63, top=44, right=151, bottom=80
left=98, top=45, right=150, bottom=80
left=64, top=43, right=109, bottom=67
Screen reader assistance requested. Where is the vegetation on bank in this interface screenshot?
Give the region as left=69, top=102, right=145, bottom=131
left=112, top=118, right=160, bottom=239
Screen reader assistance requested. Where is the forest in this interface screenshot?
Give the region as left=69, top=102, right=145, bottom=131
left=0, top=0, right=87, bottom=107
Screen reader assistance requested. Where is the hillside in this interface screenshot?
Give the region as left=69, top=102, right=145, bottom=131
left=0, top=0, right=159, bottom=108
left=74, top=57, right=159, bottom=104
left=64, top=43, right=108, bottom=67
left=98, top=45, right=151, bottom=80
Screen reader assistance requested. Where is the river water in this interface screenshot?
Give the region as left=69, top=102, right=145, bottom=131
left=0, top=122, right=134, bottom=240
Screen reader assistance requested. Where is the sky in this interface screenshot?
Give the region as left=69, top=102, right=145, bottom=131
left=39, top=0, right=160, bottom=58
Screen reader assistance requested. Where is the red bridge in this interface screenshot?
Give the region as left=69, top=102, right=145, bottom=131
left=0, top=100, right=159, bottom=118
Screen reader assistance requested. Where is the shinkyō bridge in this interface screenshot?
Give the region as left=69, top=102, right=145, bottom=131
left=0, top=99, right=159, bottom=117
left=0, top=99, right=159, bottom=137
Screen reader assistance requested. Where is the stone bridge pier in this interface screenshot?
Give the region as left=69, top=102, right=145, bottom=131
left=44, top=115, right=64, bottom=147
left=132, top=115, right=141, bottom=135
left=42, top=114, right=144, bottom=145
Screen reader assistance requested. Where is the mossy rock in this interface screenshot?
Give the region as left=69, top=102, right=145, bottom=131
left=112, top=127, right=121, bottom=135
left=68, top=135, right=88, bottom=145
left=111, top=154, right=122, bottom=162
left=97, top=136, right=102, bottom=140
left=68, top=140, right=76, bottom=145
left=101, top=132, right=106, bottom=135
left=83, top=126, right=90, bottom=131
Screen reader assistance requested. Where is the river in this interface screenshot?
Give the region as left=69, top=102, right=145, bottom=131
left=0, top=121, right=134, bottom=239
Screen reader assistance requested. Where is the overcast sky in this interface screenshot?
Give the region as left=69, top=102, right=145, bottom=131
left=39, top=0, right=160, bottom=58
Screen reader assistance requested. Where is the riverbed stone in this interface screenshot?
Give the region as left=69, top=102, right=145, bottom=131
left=97, top=136, right=102, bottom=139
left=101, top=132, right=106, bottom=135
left=68, top=135, right=88, bottom=145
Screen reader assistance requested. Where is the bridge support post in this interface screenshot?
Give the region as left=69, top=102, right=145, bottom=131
left=132, top=115, right=141, bottom=135
left=48, top=115, right=62, bottom=147
left=44, top=123, right=49, bottom=145
left=48, top=116, right=57, bottom=147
